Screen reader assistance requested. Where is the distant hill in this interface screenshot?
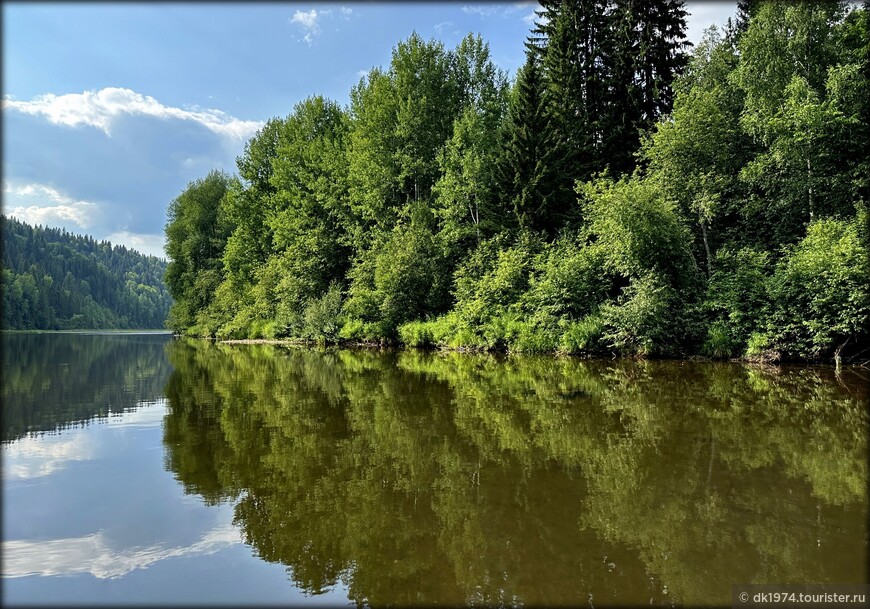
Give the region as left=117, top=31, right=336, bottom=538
left=1, top=215, right=172, bottom=329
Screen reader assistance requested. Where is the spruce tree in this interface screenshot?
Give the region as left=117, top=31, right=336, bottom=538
left=497, top=48, right=563, bottom=235
left=602, top=0, right=690, bottom=176
left=537, top=0, right=609, bottom=189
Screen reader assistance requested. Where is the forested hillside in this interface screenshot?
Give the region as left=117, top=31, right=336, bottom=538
left=1, top=216, right=172, bottom=329
left=164, top=0, right=869, bottom=362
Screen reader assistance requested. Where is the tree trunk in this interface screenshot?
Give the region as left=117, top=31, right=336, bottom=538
left=807, top=156, right=814, bottom=222
left=698, top=208, right=712, bottom=279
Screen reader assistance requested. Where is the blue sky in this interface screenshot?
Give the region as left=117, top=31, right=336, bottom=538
left=2, top=2, right=736, bottom=259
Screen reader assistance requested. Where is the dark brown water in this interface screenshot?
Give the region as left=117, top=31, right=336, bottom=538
left=3, top=333, right=868, bottom=606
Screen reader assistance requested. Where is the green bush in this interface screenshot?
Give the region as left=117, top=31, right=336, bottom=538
left=398, top=320, right=436, bottom=348
left=301, top=283, right=344, bottom=343
left=579, top=177, right=697, bottom=289
left=766, top=217, right=869, bottom=359
left=600, top=273, right=681, bottom=356
left=523, top=238, right=611, bottom=319
left=560, top=313, right=606, bottom=355
left=745, top=331, right=777, bottom=361
left=453, top=233, right=540, bottom=327
left=703, top=247, right=771, bottom=356
left=702, top=320, right=741, bottom=359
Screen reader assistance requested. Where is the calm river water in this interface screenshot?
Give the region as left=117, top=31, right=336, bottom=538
left=2, top=332, right=868, bottom=606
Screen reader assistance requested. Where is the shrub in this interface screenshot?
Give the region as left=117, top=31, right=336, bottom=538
left=523, top=238, right=611, bottom=319
left=703, top=247, right=771, bottom=355
left=453, top=236, right=537, bottom=327
left=766, top=217, right=869, bottom=359
left=702, top=320, right=741, bottom=359
left=301, top=283, right=344, bottom=342
left=579, top=177, right=697, bottom=290
left=560, top=313, right=606, bottom=355
left=745, top=331, right=778, bottom=361
left=398, top=320, right=436, bottom=348
left=600, top=273, right=681, bottom=356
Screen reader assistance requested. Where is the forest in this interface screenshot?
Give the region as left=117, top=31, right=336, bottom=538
left=164, top=0, right=869, bottom=363
left=1, top=216, right=172, bottom=329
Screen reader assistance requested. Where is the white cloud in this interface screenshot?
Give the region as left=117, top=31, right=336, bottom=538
left=2, top=524, right=241, bottom=579
left=290, top=7, right=353, bottom=44
left=2, top=403, right=165, bottom=481
left=291, top=8, right=321, bottom=44
left=4, top=181, right=99, bottom=230
left=3, top=431, right=95, bottom=480
left=434, top=21, right=453, bottom=34
left=291, top=8, right=319, bottom=30
left=463, top=3, right=538, bottom=20
left=462, top=5, right=500, bottom=17
left=104, top=231, right=167, bottom=259
left=2, top=87, right=263, bottom=141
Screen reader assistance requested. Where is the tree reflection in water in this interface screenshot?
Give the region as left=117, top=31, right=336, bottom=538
left=163, top=340, right=868, bottom=607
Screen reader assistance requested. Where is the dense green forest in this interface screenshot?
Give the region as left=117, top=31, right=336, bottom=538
left=1, top=216, right=172, bottom=329
left=165, top=0, right=869, bottom=362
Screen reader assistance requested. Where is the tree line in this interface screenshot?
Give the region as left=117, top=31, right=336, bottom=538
left=165, top=0, right=869, bottom=362
left=1, top=216, right=172, bottom=329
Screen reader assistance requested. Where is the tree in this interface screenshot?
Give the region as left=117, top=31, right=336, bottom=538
left=536, top=0, right=609, bottom=195
left=602, top=0, right=690, bottom=175
left=497, top=49, right=563, bottom=236
left=164, top=171, right=232, bottom=331
left=733, top=1, right=862, bottom=244
left=2, top=215, right=171, bottom=330
left=644, top=26, right=755, bottom=275
left=434, top=35, right=509, bottom=253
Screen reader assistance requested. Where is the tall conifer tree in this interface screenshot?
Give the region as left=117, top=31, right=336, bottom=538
left=497, top=48, right=563, bottom=235
left=536, top=0, right=609, bottom=192
left=602, top=0, right=690, bottom=175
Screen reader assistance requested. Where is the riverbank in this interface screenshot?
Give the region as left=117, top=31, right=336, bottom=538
left=209, top=336, right=869, bottom=367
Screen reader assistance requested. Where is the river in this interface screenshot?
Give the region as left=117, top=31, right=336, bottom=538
left=2, top=332, right=867, bottom=606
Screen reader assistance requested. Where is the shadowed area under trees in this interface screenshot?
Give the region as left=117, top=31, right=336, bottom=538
left=164, top=1, right=869, bottom=363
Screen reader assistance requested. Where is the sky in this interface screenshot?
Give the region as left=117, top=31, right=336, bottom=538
left=2, top=2, right=737, bottom=259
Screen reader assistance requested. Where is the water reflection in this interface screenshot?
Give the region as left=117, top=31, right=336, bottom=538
left=1, top=332, right=173, bottom=442
left=163, top=341, right=869, bottom=607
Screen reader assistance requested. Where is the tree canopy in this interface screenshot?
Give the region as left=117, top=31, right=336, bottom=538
left=164, top=1, right=869, bottom=363
left=2, top=216, right=171, bottom=330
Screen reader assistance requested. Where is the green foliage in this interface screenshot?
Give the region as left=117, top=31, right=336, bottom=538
left=301, top=283, right=344, bottom=343
left=703, top=247, right=771, bottom=358
left=344, top=206, right=448, bottom=340
left=452, top=233, right=539, bottom=330
left=496, top=50, right=564, bottom=235
left=732, top=1, right=865, bottom=245
left=1, top=216, right=171, bottom=329
left=434, top=37, right=509, bottom=252
left=580, top=177, right=698, bottom=289
left=523, top=237, right=610, bottom=320
left=559, top=313, right=606, bottom=355
left=153, top=4, right=869, bottom=362
left=765, top=217, right=869, bottom=359
left=397, top=319, right=437, bottom=348
left=600, top=273, right=683, bottom=356
left=164, top=170, right=232, bottom=331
